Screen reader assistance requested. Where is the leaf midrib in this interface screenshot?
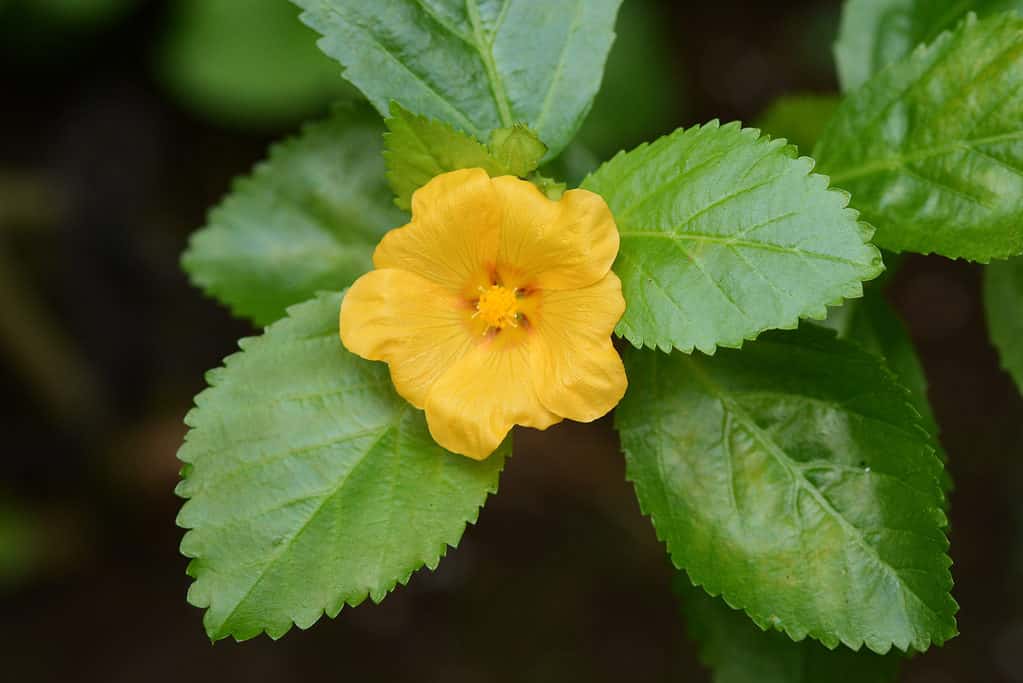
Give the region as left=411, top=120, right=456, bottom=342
left=212, top=407, right=407, bottom=636
left=620, top=231, right=869, bottom=268
left=681, top=355, right=945, bottom=638
left=466, top=0, right=514, bottom=128
left=315, top=2, right=480, bottom=135
left=826, top=130, right=1023, bottom=184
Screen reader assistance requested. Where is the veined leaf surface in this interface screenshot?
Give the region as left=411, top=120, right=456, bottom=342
left=178, top=292, right=506, bottom=641
left=293, top=0, right=622, bottom=159
left=582, top=122, right=882, bottom=354
left=818, top=13, right=1023, bottom=262
left=617, top=328, right=956, bottom=653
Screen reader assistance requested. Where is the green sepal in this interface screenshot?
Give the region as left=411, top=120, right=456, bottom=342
left=384, top=103, right=552, bottom=209
left=488, top=124, right=547, bottom=177
left=528, top=172, right=567, bottom=200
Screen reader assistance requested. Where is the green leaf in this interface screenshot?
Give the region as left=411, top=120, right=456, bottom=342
left=157, top=0, right=359, bottom=128
left=183, top=104, right=405, bottom=326
left=617, top=326, right=956, bottom=653
left=540, top=0, right=685, bottom=187
left=816, top=13, right=1023, bottom=262
left=985, top=257, right=1023, bottom=392
left=581, top=121, right=882, bottom=354
left=823, top=292, right=943, bottom=460
left=177, top=292, right=506, bottom=641
left=834, top=0, right=1023, bottom=92
left=676, top=578, right=902, bottom=683
left=383, top=104, right=543, bottom=210
left=292, top=0, right=623, bottom=159
left=755, top=94, right=840, bottom=153
left=823, top=292, right=952, bottom=499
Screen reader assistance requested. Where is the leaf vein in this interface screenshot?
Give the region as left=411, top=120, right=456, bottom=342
left=213, top=410, right=405, bottom=633
left=534, top=0, right=584, bottom=131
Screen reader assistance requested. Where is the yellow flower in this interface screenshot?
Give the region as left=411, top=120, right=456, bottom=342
left=340, top=168, right=627, bottom=460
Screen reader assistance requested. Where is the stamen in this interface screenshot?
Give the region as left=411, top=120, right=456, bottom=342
left=475, top=284, right=520, bottom=331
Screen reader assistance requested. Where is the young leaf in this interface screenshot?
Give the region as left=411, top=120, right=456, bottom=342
left=984, top=257, right=1023, bottom=393
left=177, top=292, right=506, bottom=641
left=182, top=105, right=405, bottom=327
left=617, top=326, right=956, bottom=653
left=384, top=104, right=544, bottom=209
left=291, top=0, right=622, bottom=159
left=676, top=578, right=902, bottom=683
left=754, top=94, right=840, bottom=153
left=834, top=0, right=1023, bottom=92
left=581, top=121, right=882, bottom=354
left=816, top=13, right=1023, bottom=262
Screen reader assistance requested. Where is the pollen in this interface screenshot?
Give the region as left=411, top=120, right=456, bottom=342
left=475, top=285, right=519, bottom=330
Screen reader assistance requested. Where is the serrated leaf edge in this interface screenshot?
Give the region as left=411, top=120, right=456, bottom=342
left=175, top=292, right=505, bottom=643
left=584, top=119, right=885, bottom=356
left=180, top=103, right=388, bottom=327
left=821, top=12, right=1023, bottom=263
left=615, top=334, right=957, bottom=655
left=382, top=102, right=503, bottom=210
left=983, top=261, right=1023, bottom=392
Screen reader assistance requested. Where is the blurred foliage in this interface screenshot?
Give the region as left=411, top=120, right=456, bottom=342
left=0, top=0, right=137, bottom=62
left=156, top=0, right=359, bottom=129
left=3, top=0, right=134, bottom=27
left=754, top=94, right=839, bottom=154
left=0, top=495, right=42, bottom=589
left=575, top=0, right=682, bottom=158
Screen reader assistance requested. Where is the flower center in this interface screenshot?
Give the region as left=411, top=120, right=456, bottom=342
left=475, top=285, right=519, bottom=329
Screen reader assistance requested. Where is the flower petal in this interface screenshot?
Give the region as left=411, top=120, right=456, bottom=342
left=530, top=272, right=628, bottom=422
left=425, top=342, right=560, bottom=459
left=374, top=168, right=500, bottom=294
left=340, top=269, right=473, bottom=409
left=493, top=176, right=619, bottom=291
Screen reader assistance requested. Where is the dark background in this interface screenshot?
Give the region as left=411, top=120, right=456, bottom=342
left=2, top=0, right=1021, bottom=680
